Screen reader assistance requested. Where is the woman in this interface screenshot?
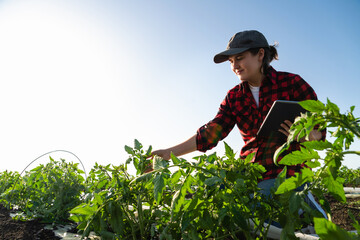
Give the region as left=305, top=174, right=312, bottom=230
left=152, top=30, right=326, bottom=218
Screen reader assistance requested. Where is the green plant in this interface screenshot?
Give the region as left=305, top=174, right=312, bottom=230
left=338, top=166, right=360, bottom=187
left=0, top=157, right=86, bottom=223
left=70, top=140, right=158, bottom=239
left=2, top=98, right=359, bottom=239
left=0, top=170, right=20, bottom=205
left=273, top=99, right=360, bottom=239
left=70, top=139, right=287, bottom=239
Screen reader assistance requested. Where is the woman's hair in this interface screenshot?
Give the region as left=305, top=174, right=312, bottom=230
left=249, top=43, right=278, bottom=74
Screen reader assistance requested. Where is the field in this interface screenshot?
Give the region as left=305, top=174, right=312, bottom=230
left=0, top=99, right=359, bottom=239
left=1, top=191, right=360, bottom=239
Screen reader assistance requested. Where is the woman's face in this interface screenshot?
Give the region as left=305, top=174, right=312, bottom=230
left=228, top=49, right=264, bottom=86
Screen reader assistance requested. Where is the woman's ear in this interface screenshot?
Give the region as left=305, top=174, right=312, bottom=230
left=258, top=48, right=265, bottom=62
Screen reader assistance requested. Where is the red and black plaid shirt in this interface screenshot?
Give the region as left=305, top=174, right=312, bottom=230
left=196, top=66, right=326, bottom=180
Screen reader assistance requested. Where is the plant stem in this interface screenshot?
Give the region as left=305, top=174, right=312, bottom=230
left=342, top=151, right=360, bottom=156
left=137, top=190, right=145, bottom=239
left=325, top=116, right=360, bottom=138
left=119, top=203, right=137, bottom=240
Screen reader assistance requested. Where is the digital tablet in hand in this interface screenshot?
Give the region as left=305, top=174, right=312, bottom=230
left=256, top=100, right=307, bottom=137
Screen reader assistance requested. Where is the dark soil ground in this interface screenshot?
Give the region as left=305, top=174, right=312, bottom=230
left=0, top=196, right=359, bottom=239
left=326, top=195, right=360, bottom=231
left=0, top=204, right=60, bottom=240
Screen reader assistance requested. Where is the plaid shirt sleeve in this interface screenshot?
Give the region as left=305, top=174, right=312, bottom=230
left=196, top=87, right=238, bottom=152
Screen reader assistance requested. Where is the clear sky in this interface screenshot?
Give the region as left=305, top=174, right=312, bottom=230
left=0, top=0, right=359, bottom=175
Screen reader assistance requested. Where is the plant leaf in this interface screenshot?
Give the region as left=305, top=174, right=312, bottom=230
left=299, top=100, right=325, bottom=113
left=134, top=139, right=142, bottom=150
left=170, top=152, right=181, bottom=165
left=124, top=145, right=134, bottom=155
left=204, top=176, right=222, bottom=186
left=153, top=155, right=168, bottom=170
left=314, top=218, right=357, bottom=240
left=323, top=172, right=346, bottom=203
left=170, top=170, right=182, bottom=185
left=275, top=168, right=313, bottom=194
left=154, top=173, right=166, bottom=203
left=224, top=142, right=235, bottom=159
left=279, top=147, right=320, bottom=166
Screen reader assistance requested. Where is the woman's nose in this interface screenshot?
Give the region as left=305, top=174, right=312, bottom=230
left=232, top=61, right=239, bottom=70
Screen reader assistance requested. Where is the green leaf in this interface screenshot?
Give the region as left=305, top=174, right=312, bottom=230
left=224, top=142, right=235, bottom=159
left=124, top=145, right=134, bottom=155
left=314, top=217, right=357, bottom=240
left=299, top=100, right=325, bottom=113
left=70, top=203, right=97, bottom=217
left=130, top=171, right=153, bottom=184
left=279, top=147, right=320, bottom=166
left=153, top=155, right=168, bottom=170
left=154, top=173, right=166, bottom=203
left=204, top=176, right=222, bottom=186
left=171, top=190, right=183, bottom=213
left=274, top=166, right=287, bottom=191
left=327, top=98, right=340, bottom=114
left=145, top=145, right=153, bottom=157
left=305, top=159, right=321, bottom=168
left=170, top=152, right=181, bottom=165
left=201, top=209, right=213, bottom=229
left=231, top=205, right=249, bottom=231
left=100, top=231, right=116, bottom=239
left=69, top=214, right=85, bottom=223
left=171, top=175, right=194, bottom=213
left=275, top=168, right=313, bottom=194
left=93, top=192, right=104, bottom=205
left=170, top=170, right=182, bottom=185
left=289, top=192, right=303, bottom=214
left=110, top=204, right=124, bottom=234
left=273, top=142, right=289, bottom=166
left=280, top=212, right=298, bottom=240
left=134, top=139, right=142, bottom=150
left=244, top=152, right=255, bottom=164
left=323, top=173, right=346, bottom=203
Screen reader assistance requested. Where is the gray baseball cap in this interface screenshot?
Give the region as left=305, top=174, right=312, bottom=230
left=214, top=30, right=269, bottom=64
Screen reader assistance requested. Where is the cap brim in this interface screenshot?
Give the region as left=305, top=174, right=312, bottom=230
left=213, top=48, right=250, bottom=63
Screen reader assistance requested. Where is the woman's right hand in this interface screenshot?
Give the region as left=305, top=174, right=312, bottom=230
left=151, top=149, right=172, bottom=161
left=143, top=149, right=171, bottom=173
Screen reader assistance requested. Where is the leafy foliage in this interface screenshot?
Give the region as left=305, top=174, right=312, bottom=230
left=273, top=99, right=360, bottom=239
left=338, top=166, right=360, bottom=187
left=0, top=158, right=85, bottom=223
left=69, top=140, right=286, bottom=239
left=0, top=99, right=359, bottom=239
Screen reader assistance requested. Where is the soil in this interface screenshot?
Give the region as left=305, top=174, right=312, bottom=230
left=326, top=194, right=360, bottom=231
left=0, top=204, right=60, bottom=240
left=0, top=196, right=359, bottom=239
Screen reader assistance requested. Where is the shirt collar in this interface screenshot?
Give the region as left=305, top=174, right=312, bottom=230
left=238, top=66, right=277, bottom=92
left=264, top=66, right=277, bottom=85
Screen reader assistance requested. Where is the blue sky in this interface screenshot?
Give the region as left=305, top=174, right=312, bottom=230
left=0, top=0, right=359, bottom=174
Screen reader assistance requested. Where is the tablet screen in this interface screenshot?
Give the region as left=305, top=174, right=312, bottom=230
left=257, top=100, right=306, bottom=137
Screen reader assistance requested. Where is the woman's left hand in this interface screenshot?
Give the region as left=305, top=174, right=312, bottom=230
left=279, top=120, right=322, bottom=142
left=278, top=120, right=293, bottom=137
